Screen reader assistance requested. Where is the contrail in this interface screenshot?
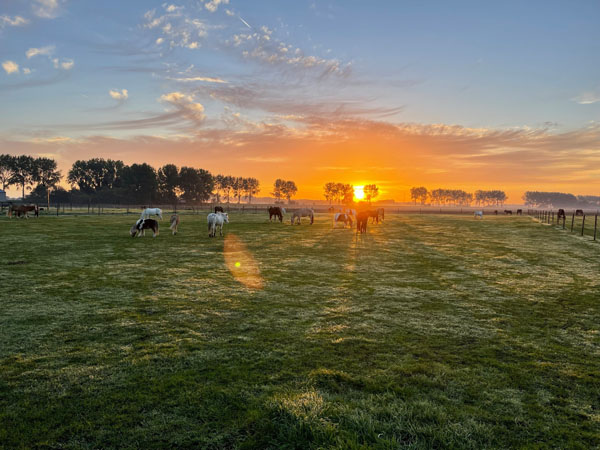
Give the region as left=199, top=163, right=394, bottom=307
left=239, top=16, right=251, bottom=29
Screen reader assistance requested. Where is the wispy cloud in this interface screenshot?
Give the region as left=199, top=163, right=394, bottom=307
left=204, top=0, right=229, bottom=13
left=2, top=60, right=19, bottom=74
left=109, top=89, right=128, bottom=100
left=167, top=75, right=227, bottom=83
left=0, top=15, right=29, bottom=28
left=159, top=91, right=205, bottom=124
left=572, top=91, right=600, bottom=105
left=32, top=0, right=65, bottom=19
left=26, top=45, right=55, bottom=59
left=52, top=58, right=74, bottom=70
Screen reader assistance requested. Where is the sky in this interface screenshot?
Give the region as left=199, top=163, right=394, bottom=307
left=1, top=0, right=599, bottom=202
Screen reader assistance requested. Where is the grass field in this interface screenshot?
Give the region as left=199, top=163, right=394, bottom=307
left=1, top=212, right=599, bottom=449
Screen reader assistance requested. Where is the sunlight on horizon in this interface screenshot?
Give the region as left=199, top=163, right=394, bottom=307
left=353, top=185, right=365, bottom=201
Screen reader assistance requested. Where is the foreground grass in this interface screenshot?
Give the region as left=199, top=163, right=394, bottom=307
left=1, top=213, right=598, bottom=449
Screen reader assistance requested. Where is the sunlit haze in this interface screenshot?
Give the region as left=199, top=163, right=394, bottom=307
left=1, top=0, right=599, bottom=202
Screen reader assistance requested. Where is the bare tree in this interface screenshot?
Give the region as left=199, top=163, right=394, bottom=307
left=364, top=184, right=379, bottom=204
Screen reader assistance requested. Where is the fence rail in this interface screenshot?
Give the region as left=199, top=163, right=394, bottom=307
left=529, top=209, right=599, bottom=241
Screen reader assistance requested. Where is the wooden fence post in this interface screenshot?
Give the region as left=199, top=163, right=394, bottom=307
left=581, top=215, right=586, bottom=236
left=570, top=213, right=575, bottom=232
left=563, top=215, right=566, bottom=230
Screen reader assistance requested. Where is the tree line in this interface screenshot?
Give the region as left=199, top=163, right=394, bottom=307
left=323, top=182, right=379, bottom=205
left=0, top=154, right=302, bottom=207
left=410, top=187, right=507, bottom=206
left=523, top=191, right=600, bottom=208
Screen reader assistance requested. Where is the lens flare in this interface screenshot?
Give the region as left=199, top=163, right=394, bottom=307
left=224, top=235, right=264, bottom=290
left=353, top=185, right=365, bottom=201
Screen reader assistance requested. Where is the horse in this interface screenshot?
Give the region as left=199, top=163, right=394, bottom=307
left=516, top=209, right=523, bottom=216
left=575, top=209, right=584, bottom=217
left=140, top=207, right=162, bottom=220
left=377, top=208, right=385, bottom=221
left=346, top=208, right=357, bottom=218
left=504, top=210, right=512, bottom=215
left=291, top=208, right=314, bottom=225
left=356, top=211, right=369, bottom=234
left=130, top=218, right=159, bottom=238
left=494, top=210, right=498, bottom=215
left=557, top=209, right=566, bottom=220
left=215, top=206, right=224, bottom=213
left=7, top=204, right=38, bottom=218
left=169, top=214, right=179, bottom=235
left=366, top=209, right=380, bottom=224
left=268, top=206, right=284, bottom=222
left=333, top=212, right=353, bottom=228
left=207, top=212, right=229, bottom=237
left=474, top=210, right=483, bottom=219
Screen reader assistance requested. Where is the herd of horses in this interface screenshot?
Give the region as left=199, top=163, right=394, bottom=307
left=474, top=208, right=523, bottom=218
left=126, top=205, right=386, bottom=238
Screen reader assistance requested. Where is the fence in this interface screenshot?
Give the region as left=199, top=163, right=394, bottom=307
left=528, top=209, right=599, bottom=241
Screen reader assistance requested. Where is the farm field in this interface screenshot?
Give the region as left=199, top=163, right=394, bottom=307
left=1, top=213, right=599, bottom=449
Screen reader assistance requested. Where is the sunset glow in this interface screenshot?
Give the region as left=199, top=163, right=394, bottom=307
left=353, top=186, right=365, bottom=201
left=0, top=1, right=598, bottom=202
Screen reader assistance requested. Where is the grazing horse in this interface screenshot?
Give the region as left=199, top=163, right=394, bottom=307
left=268, top=206, right=284, bottom=222
left=291, top=208, right=314, bottom=225
left=474, top=210, right=483, bottom=219
left=494, top=210, right=498, bottom=215
left=169, top=214, right=179, bottom=235
left=130, top=219, right=159, bottom=238
left=207, top=212, right=229, bottom=237
left=575, top=209, right=584, bottom=217
left=215, top=206, right=224, bottom=213
left=516, top=209, right=523, bottom=216
left=504, top=210, right=512, bottom=215
left=333, top=212, right=353, bottom=228
left=140, top=207, right=163, bottom=220
left=366, top=209, right=380, bottom=224
left=377, top=208, right=385, bottom=222
left=557, top=209, right=566, bottom=220
left=7, top=204, right=38, bottom=218
left=356, top=211, right=369, bottom=234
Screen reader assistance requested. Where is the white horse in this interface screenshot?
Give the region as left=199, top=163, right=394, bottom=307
left=474, top=210, right=483, bottom=219
left=140, top=207, right=163, bottom=220
left=291, top=208, right=314, bottom=225
left=207, top=212, right=229, bottom=237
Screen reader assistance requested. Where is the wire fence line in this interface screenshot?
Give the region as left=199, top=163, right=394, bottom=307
left=528, top=209, right=599, bottom=241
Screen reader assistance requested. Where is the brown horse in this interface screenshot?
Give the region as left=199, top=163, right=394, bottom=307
left=268, top=206, right=284, bottom=222
left=356, top=211, right=369, bottom=234
left=516, top=209, right=522, bottom=216
left=504, top=210, right=512, bottom=215
left=575, top=209, right=584, bottom=216
left=367, top=209, right=380, bottom=224
left=557, top=209, right=566, bottom=220
left=169, top=214, right=179, bottom=235
left=215, top=206, right=224, bottom=213
left=7, top=204, right=38, bottom=218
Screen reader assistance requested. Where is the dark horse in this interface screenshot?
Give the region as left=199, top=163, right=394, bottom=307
left=130, top=219, right=159, bottom=238
left=504, top=210, right=513, bottom=215
left=557, top=209, right=566, bottom=220
left=215, top=206, right=224, bottom=213
left=575, top=209, right=584, bottom=217
left=268, top=206, right=284, bottom=222
left=356, top=211, right=369, bottom=234
left=516, top=209, right=522, bottom=216
left=367, top=209, right=380, bottom=224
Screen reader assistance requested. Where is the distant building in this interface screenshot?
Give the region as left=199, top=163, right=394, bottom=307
left=0, top=189, right=6, bottom=202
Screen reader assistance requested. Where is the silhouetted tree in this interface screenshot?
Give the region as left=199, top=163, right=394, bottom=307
left=34, top=157, right=62, bottom=208
left=364, top=184, right=379, bottom=204
left=244, top=177, right=260, bottom=203
left=272, top=178, right=285, bottom=202
left=157, top=164, right=180, bottom=204
left=10, top=155, right=36, bottom=199
left=410, top=186, right=428, bottom=204
left=282, top=180, right=298, bottom=203
left=0, top=154, right=15, bottom=191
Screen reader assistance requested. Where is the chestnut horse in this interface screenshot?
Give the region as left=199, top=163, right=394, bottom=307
left=268, top=206, right=284, bottom=222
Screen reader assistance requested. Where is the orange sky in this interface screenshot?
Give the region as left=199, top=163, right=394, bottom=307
left=3, top=118, right=599, bottom=203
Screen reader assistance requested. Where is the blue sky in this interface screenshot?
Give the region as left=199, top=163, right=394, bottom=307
left=1, top=0, right=599, bottom=199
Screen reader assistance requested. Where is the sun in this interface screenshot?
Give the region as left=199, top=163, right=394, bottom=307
left=353, top=185, right=365, bottom=201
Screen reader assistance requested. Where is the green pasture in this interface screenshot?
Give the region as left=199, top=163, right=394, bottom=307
left=1, top=213, right=598, bottom=449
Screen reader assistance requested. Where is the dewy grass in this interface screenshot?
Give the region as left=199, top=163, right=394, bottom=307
left=1, top=212, right=599, bottom=449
